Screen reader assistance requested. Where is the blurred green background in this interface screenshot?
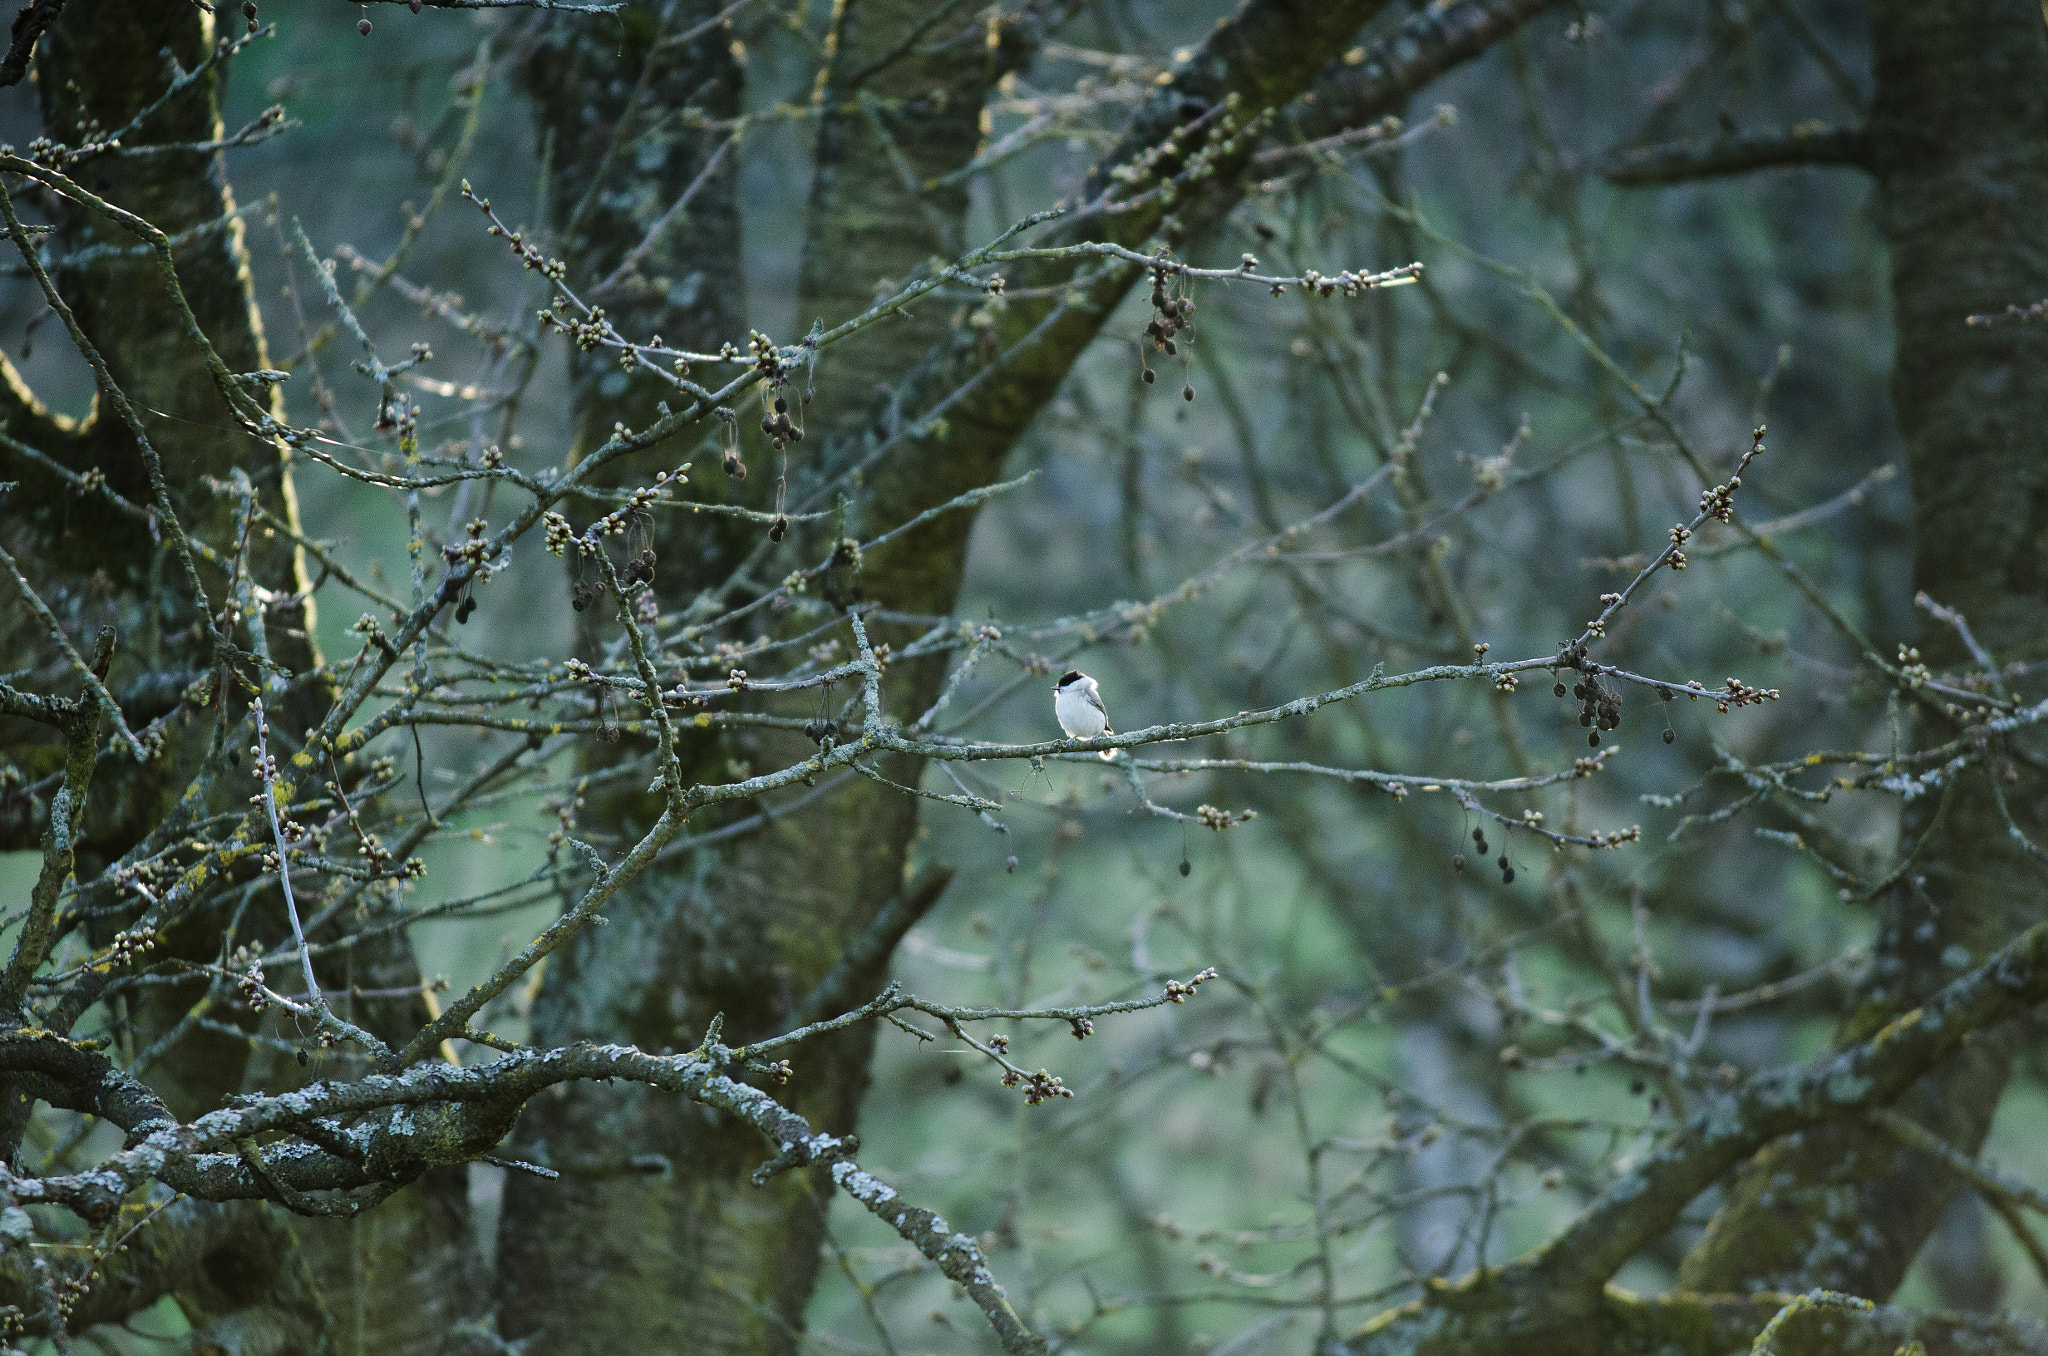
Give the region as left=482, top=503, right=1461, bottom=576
left=6, top=0, right=2029, bottom=1350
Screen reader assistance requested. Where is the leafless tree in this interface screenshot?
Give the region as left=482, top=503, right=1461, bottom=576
left=0, top=2, right=2042, bottom=1355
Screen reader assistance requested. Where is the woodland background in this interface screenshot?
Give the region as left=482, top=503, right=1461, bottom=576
left=0, top=0, right=2043, bottom=1354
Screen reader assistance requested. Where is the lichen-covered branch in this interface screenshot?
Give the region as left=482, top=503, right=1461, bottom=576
left=1338, top=920, right=2048, bottom=1353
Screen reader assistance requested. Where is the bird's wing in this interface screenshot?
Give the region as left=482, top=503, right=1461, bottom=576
left=1085, top=685, right=1107, bottom=718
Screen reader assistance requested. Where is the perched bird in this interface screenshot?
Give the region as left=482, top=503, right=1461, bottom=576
left=1053, top=669, right=1118, bottom=759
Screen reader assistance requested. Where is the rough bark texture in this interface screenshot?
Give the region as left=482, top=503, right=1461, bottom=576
left=796, top=0, right=997, bottom=430
left=0, top=5, right=467, bottom=1350
left=0, top=1198, right=330, bottom=1353
left=493, top=8, right=837, bottom=1353
left=1, top=0, right=278, bottom=1208
left=1678, top=0, right=2048, bottom=1299
left=492, top=2, right=1406, bottom=1348
left=4, top=1, right=283, bottom=893
left=271, top=973, right=484, bottom=1356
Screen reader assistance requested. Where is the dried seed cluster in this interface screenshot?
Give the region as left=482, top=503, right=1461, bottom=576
left=1571, top=674, right=1623, bottom=747
left=717, top=406, right=746, bottom=478
left=1455, top=824, right=1519, bottom=885
left=1141, top=263, right=1197, bottom=392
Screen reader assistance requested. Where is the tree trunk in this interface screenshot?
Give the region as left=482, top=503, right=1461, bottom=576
left=500, top=6, right=1405, bottom=1344
left=0, top=7, right=475, bottom=1350
left=1679, top=0, right=2048, bottom=1299
left=490, top=7, right=942, bottom=1352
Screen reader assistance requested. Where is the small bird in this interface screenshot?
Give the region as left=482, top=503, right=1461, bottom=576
left=1053, top=669, right=1117, bottom=759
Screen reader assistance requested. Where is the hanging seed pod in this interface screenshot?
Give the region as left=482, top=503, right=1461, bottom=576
left=769, top=514, right=788, bottom=543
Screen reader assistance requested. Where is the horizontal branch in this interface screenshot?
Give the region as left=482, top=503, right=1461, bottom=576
left=0, top=1030, right=824, bottom=1215
left=1600, top=123, right=1869, bottom=187
left=1602, top=1287, right=2048, bottom=1356
left=0, top=1011, right=1089, bottom=1352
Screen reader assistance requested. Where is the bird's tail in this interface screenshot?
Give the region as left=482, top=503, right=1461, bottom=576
left=1100, top=731, right=1118, bottom=761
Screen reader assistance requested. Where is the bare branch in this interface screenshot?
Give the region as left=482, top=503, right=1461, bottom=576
left=1601, top=124, right=1869, bottom=187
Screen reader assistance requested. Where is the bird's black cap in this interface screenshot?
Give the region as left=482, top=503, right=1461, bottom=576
left=1056, top=670, right=1085, bottom=688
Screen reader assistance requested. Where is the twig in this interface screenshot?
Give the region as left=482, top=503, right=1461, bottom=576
left=1749, top=1289, right=1874, bottom=1356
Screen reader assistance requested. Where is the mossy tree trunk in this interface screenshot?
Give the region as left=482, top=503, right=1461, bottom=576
left=1677, top=0, right=2048, bottom=1301
left=490, top=3, right=999, bottom=1350
left=490, top=1, right=1398, bottom=1348
left=1, top=7, right=474, bottom=1351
